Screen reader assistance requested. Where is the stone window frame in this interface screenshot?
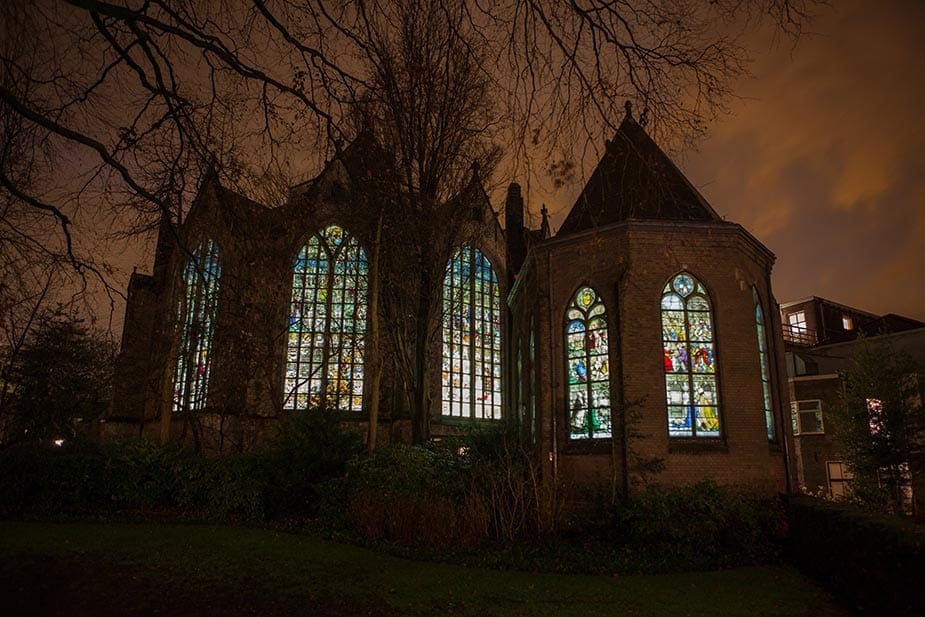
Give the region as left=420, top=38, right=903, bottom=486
left=753, top=287, right=777, bottom=442
left=283, top=224, right=369, bottom=413
left=440, top=244, right=504, bottom=421
left=660, top=271, right=724, bottom=440
left=172, top=238, right=222, bottom=415
left=563, top=284, right=613, bottom=441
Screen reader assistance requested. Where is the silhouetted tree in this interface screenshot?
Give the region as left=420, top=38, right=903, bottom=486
left=4, top=308, right=115, bottom=446
left=834, top=337, right=923, bottom=515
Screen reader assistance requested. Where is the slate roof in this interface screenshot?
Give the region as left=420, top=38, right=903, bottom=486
left=557, top=103, right=721, bottom=236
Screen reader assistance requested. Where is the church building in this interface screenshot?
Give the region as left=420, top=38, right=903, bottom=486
left=112, top=103, right=792, bottom=494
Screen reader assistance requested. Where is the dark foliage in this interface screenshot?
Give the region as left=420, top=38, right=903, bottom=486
left=555, top=481, right=787, bottom=573
left=0, top=409, right=363, bottom=520
left=341, top=443, right=487, bottom=547
left=0, top=417, right=788, bottom=576
left=787, top=495, right=925, bottom=616
left=833, top=338, right=922, bottom=515
left=3, top=309, right=114, bottom=446
left=260, top=408, right=365, bottom=518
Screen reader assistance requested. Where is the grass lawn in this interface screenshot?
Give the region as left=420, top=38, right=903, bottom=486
left=0, top=521, right=847, bottom=617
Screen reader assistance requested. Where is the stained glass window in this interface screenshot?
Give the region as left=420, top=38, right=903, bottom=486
left=754, top=289, right=776, bottom=441
left=285, top=225, right=368, bottom=411
left=173, top=239, right=221, bottom=413
left=661, top=273, right=720, bottom=438
left=566, top=287, right=611, bottom=439
left=442, top=246, right=502, bottom=420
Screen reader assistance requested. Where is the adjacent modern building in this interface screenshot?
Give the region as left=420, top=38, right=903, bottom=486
left=781, top=296, right=925, bottom=517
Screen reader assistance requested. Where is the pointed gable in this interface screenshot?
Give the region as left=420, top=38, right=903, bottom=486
left=557, top=103, right=721, bottom=236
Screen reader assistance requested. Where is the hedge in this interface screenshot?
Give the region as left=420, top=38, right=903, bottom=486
left=787, top=495, right=925, bottom=616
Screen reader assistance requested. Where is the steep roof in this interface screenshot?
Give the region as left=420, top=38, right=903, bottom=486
left=557, top=103, right=721, bottom=236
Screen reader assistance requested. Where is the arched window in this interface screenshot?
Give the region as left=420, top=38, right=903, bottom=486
left=566, top=286, right=611, bottom=439
left=442, top=246, right=502, bottom=420
left=173, top=239, right=221, bottom=413
left=661, top=272, right=720, bottom=438
left=285, top=225, right=368, bottom=411
left=754, top=288, right=775, bottom=441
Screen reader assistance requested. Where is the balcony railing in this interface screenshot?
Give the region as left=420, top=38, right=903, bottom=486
left=783, top=324, right=817, bottom=345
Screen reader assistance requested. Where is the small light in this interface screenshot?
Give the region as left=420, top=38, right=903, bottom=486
left=54, top=439, right=65, bottom=447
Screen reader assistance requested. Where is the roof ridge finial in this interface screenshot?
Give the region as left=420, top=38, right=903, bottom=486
left=624, top=100, right=633, bottom=120
left=540, top=203, right=550, bottom=239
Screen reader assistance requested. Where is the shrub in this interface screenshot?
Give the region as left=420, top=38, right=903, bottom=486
left=0, top=410, right=363, bottom=521
left=100, top=440, right=203, bottom=510
left=259, top=408, right=365, bottom=518
left=569, top=481, right=786, bottom=572
left=0, top=440, right=206, bottom=515
left=343, top=444, right=489, bottom=547
left=787, top=495, right=925, bottom=616
left=0, top=443, right=107, bottom=513
left=462, top=421, right=557, bottom=542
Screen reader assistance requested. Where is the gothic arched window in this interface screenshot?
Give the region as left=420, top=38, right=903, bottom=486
left=442, top=246, right=502, bottom=420
left=661, top=272, right=720, bottom=438
left=285, top=225, right=368, bottom=411
left=566, top=286, right=611, bottom=439
left=173, top=239, right=221, bottom=413
left=754, top=288, right=775, bottom=441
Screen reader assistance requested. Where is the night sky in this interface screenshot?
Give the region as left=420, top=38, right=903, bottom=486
left=684, top=0, right=925, bottom=321
left=108, top=0, right=925, bottom=334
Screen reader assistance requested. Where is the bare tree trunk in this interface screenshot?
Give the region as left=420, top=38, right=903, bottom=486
left=411, top=269, right=434, bottom=443
left=367, top=211, right=383, bottom=451
left=158, top=355, right=175, bottom=444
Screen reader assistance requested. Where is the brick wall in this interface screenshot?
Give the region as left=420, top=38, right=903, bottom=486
left=515, top=220, right=789, bottom=495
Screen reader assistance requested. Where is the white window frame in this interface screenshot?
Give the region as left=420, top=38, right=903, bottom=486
left=792, top=399, right=825, bottom=435
left=826, top=461, right=853, bottom=499
left=788, top=311, right=807, bottom=330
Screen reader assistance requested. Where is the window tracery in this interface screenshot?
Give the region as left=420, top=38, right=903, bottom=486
left=173, top=239, right=221, bottom=413
left=286, top=225, right=368, bottom=411
left=661, top=273, right=720, bottom=438
left=442, top=246, right=502, bottom=420
left=566, top=286, right=611, bottom=439
left=754, top=288, right=775, bottom=440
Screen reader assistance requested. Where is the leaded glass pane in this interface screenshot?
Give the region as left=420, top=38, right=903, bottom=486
left=754, top=292, right=776, bottom=440
left=695, top=407, right=721, bottom=436
left=565, top=286, right=612, bottom=439
left=662, top=310, right=686, bottom=341
left=442, top=246, right=502, bottom=420
left=173, top=239, right=221, bottom=414
left=661, top=293, right=684, bottom=310
left=673, top=274, right=695, bottom=297
left=663, top=342, right=690, bottom=373
left=688, top=295, right=710, bottom=311
left=285, top=225, right=368, bottom=412
left=665, top=374, right=690, bottom=405
left=687, top=311, right=713, bottom=342
left=668, top=406, right=691, bottom=436
left=689, top=342, right=716, bottom=373
left=661, top=273, right=721, bottom=438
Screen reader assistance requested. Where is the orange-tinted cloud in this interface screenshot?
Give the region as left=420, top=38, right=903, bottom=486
left=681, top=0, right=925, bottom=319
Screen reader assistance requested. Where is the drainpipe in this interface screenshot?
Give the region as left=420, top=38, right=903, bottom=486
left=547, top=251, right=558, bottom=484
